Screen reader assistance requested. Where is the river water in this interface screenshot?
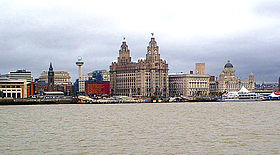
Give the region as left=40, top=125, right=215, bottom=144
left=0, top=101, right=280, bottom=154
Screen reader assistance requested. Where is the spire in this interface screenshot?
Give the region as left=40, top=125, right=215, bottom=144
left=249, top=72, right=254, bottom=81
left=49, top=62, right=53, bottom=71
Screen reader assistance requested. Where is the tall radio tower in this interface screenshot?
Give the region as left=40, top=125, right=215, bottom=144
left=76, top=56, right=84, bottom=92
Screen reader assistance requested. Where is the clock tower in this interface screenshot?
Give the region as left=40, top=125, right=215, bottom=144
left=48, top=62, right=55, bottom=91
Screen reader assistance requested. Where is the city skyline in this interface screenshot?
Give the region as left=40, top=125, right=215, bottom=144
left=0, top=0, right=280, bottom=82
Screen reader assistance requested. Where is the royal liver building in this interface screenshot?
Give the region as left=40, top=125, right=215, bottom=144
left=110, top=36, right=169, bottom=97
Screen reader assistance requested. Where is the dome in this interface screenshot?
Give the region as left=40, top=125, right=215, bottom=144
left=77, top=56, right=83, bottom=61
left=224, top=60, right=233, bottom=68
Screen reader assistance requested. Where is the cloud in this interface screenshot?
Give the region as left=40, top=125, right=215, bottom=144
left=0, top=0, right=279, bottom=83
left=254, top=0, right=280, bottom=17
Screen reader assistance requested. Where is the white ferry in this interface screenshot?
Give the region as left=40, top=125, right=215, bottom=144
left=219, top=86, right=262, bottom=102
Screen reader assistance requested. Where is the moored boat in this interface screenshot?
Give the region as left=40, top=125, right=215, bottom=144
left=219, top=86, right=262, bottom=102
left=263, top=92, right=280, bottom=100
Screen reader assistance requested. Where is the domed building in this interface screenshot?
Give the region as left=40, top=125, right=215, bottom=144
left=217, top=60, right=255, bottom=93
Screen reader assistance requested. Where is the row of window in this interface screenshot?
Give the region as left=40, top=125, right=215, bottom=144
left=2, top=93, right=21, bottom=98
left=0, top=85, right=21, bottom=88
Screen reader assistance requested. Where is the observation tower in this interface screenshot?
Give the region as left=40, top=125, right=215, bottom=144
left=76, top=56, right=84, bottom=81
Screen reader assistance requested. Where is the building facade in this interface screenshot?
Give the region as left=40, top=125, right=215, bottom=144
left=255, top=83, right=279, bottom=91
left=110, top=36, right=169, bottom=97
left=86, top=82, right=110, bottom=96
left=169, top=71, right=210, bottom=97
left=39, top=71, right=72, bottom=85
left=168, top=73, right=186, bottom=96
left=0, top=80, right=27, bottom=98
left=35, top=81, right=48, bottom=94
left=27, top=82, right=35, bottom=97
left=195, top=63, right=206, bottom=75
left=78, top=75, right=90, bottom=93
left=88, top=70, right=110, bottom=82
left=209, top=76, right=218, bottom=96
left=216, top=60, right=255, bottom=93
left=9, top=70, right=33, bottom=82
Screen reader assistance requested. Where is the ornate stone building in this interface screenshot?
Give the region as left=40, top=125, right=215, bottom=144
left=216, top=60, right=255, bottom=93
left=110, top=36, right=169, bottom=97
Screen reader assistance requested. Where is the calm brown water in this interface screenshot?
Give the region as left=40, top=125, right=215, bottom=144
left=1, top=101, right=280, bottom=154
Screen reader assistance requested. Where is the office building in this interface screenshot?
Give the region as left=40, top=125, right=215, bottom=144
left=39, top=71, right=72, bottom=85
left=169, top=67, right=210, bottom=97
left=110, top=35, right=169, bottom=97
left=195, top=63, right=206, bottom=75
left=9, top=70, right=33, bottom=82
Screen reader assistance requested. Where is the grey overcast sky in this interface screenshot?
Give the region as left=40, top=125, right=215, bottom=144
left=0, top=0, right=279, bottom=83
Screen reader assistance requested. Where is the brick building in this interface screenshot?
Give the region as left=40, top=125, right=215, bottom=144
left=0, top=80, right=27, bottom=98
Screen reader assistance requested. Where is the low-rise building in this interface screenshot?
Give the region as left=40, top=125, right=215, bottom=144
left=209, top=76, right=218, bottom=96
left=86, top=82, right=110, bottom=96
left=169, top=63, right=210, bottom=97
left=169, top=73, right=186, bottom=97
left=0, top=80, right=27, bottom=98
left=186, top=73, right=210, bottom=97
left=35, top=81, right=48, bottom=94
left=27, top=82, right=35, bottom=97
left=255, top=83, right=278, bottom=91
left=85, top=72, right=110, bottom=96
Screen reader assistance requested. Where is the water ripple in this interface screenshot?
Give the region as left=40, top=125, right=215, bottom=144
left=0, top=102, right=280, bottom=154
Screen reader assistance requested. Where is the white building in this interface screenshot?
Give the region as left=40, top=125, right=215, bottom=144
left=169, top=72, right=210, bottom=97
left=78, top=74, right=90, bottom=93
